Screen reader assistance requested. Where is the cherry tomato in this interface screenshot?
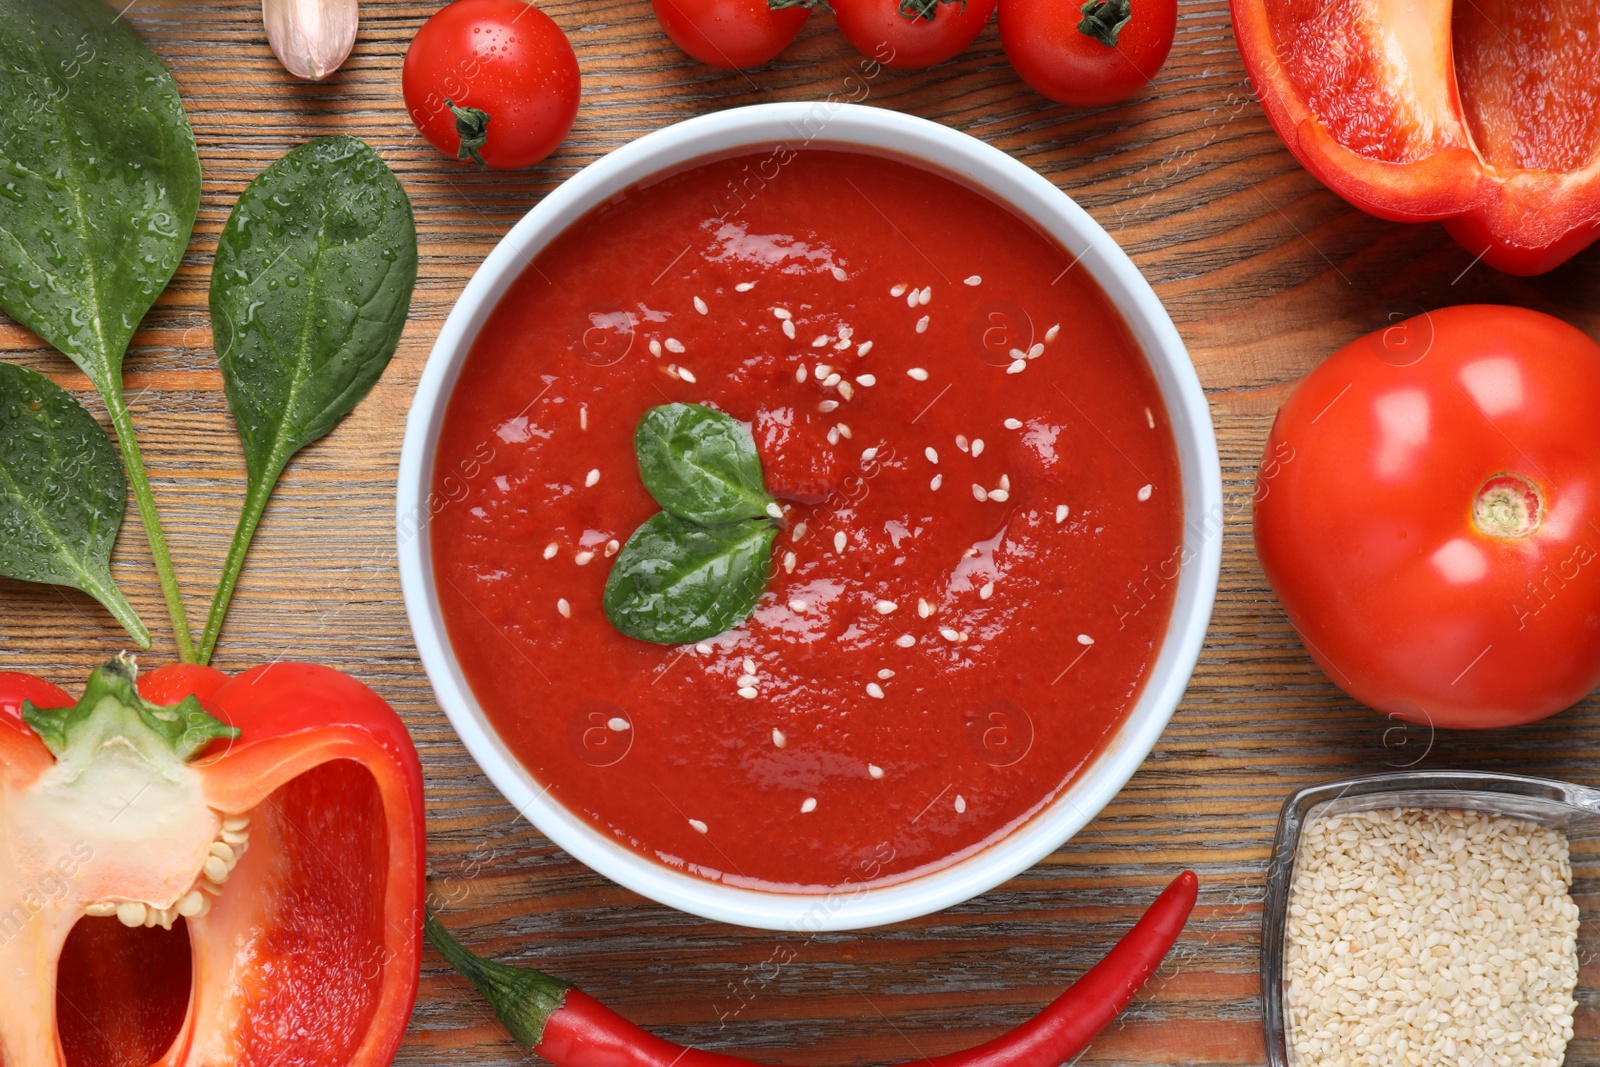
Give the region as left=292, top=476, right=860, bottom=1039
left=652, top=0, right=823, bottom=69
left=1000, top=0, right=1174, bottom=106
left=833, top=0, right=998, bottom=70
left=1254, top=305, right=1600, bottom=730
left=403, top=0, right=580, bottom=170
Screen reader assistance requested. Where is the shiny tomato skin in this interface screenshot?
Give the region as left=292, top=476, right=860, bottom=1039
left=403, top=0, right=580, bottom=170
left=999, top=0, right=1174, bottom=106
left=652, top=0, right=813, bottom=68
left=1254, top=305, right=1600, bottom=730
left=833, top=0, right=998, bottom=69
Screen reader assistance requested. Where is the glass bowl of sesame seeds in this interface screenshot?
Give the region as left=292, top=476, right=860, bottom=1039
left=1262, top=771, right=1598, bottom=1067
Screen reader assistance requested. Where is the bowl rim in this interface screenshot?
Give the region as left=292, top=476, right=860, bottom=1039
left=396, top=101, right=1223, bottom=931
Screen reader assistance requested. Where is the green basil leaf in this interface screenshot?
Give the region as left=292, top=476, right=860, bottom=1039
left=200, top=134, right=418, bottom=663
left=0, top=0, right=201, bottom=392
left=603, top=512, right=777, bottom=645
left=0, top=361, right=148, bottom=647
left=635, top=404, right=775, bottom=525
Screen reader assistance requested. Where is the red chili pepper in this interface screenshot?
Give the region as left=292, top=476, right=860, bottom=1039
left=428, top=870, right=1198, bottom=1066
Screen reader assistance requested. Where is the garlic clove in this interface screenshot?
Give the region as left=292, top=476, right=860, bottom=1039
left=262, top=0, right=359, bottom=81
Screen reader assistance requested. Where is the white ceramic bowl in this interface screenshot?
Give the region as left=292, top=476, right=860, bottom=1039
left=398, top=102, right=1222, bottom=931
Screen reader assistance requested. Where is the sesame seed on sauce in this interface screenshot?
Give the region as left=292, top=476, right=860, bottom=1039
left=819, top=399, right=840, bottom=413
left=772, top=728, right=787, bottom=747
left=875, top=599, right=897, bottom=614
left=793, top=522, right=808, bottom=541
left=696, top=642, right=714, bottom=654
left=822, top=371, right=842, bottom=387
left=891, top=283, right=908, bottom=298
left=955, top=435, right=968, bottom=452
left=836, top=423, right=853, bottom=440
left=801, top=797, right=818, bottom=813
left=690, top=818, right=709, bottom=833
left=1004, top=418, right=1022, bottom=430
left=838, top=381, right=855, bottom=401
left=604, top=539, right=620, bottom=557
left=557, top=598, right=571, bottom=618
left=665, top=337, right=685, bottom=353
left=895, top=634, right=915, bottom=647
left=955, top=794, right=967, bottom=813
left=940, top=627, right=961, bottom=642
left=1027, top=342, right=1044, bottom=359
left=906, top=291, right=920, bottom=309
left=608, top=718, right=629, bottom=732
left=783, top=551, right=797, bottom=573
left=693, top=296, right=708, bottom=315
left=971, top=438, right=985, bottom=457
left=1145, top=407, right=1155, bottom=428
left=1007, top=359, right=1027, bottom=374
left=735, top=281, right=756, bottom=292
left=964, top=275, right=982, bottom=286
left=816, top=363, right=833, bottom=378
left=857, top=340, right=874, bottom=356
left=918, top=598, right=935, bottom=617
left=866, top=682, right=885, bottom=699
left=796, top=365, right=808, bottom=383
left=861, top=446, right=878, bottom=463
left=925, top=447, right=939, bottom=464
left=979, top=581, right=994, bottom=600
left=783, top=320, right=797, bottom=339
left=762, top=503, right=781, bottom=521
left=972, top=484, right=988, bottom=501
left=1045, top=323, right=1061, bottom=343
left=585, top=468, right=600, bottom=487
left=919, top=286, right=932, bottom=304
left=774, top=307, right=792, bottom=320
left=1055, top=504, right=1070, bottom=523
left=915, top=315, right=930, bottom=334
left=907, top=367, right=929, bottom=381
left=930, top=474, right=943, bottom=491
left=877, top=668, right=895, bottom=679
left=989, top=488, right=1010, bottom=502
left=738, top=674, right=760, bottom=688
left=678, top=366, right=698, bottom=383
left=999, top=474, right=1010, bottom=490
left=744, top=657, right=756, bottom=673
left=868, top=763, right=885, bottom=779
left=1077, top=634, right=1095, bottom=645
left=827, top=427, right=840, bottom=445
left=812, top=335, right=830, bottom=348
left=834, top=531, right=847, bottom=553
left=738, top=686, right=758, bottom=699
left=580, top=406, right=589, bottom=430
left=832, top=265, right=849, bottom=281
left=543, top=542, right=559, bottom=560
left=1137, top=484, right=1153, bottom=501
left=789, top=599, right=809, bottom=613
left=649, top=339, right=663, bottom=357
left=575, top=550, right=595, bottom=566
left=856, top=374, right=876, bottom=386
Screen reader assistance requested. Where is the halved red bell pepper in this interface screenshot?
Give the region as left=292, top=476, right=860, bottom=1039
left=0, top=655, right=424, bottom=1067
left=1231, top=0, right=1600, bottom=275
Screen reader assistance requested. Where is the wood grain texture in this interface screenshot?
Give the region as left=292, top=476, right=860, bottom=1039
left=4, top=1, right=1600, bottom=1064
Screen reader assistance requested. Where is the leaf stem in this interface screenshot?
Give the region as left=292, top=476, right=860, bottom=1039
left=104, top=381, right=194, bottom=662
left=77, top=570, right=153, bottom=651
left=197, top=473, right=274, bottom=667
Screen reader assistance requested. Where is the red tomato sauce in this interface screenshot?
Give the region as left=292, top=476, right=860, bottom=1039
left=431, top=146, right=1182, bottom=891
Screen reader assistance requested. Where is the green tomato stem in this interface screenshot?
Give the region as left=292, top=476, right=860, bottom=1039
left=104, top=380, right=194, bottom=663
left=197, top=472, right=274, bottom=667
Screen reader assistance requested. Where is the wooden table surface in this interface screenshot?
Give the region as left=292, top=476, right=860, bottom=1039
left=6, top=2, right=1600, bottom=1064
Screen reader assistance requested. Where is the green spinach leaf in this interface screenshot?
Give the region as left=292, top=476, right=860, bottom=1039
left=603, top=513, right=777, bottom=645
left=0, top=361, right=148, bottom=647
left=200, top=134, right=418, bottom=663
left=635, top=404, right=775, bottom=525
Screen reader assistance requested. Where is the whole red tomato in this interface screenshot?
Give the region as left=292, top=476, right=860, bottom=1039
left=833, top=0, right=998, bottom=69
left=652, top=0, right=823, bottom=68
left=999, top=0, right=1174, bottom=106
left=403, top=0, right=580, bottom=170
left=1254, top=305, right=1600, bottom=729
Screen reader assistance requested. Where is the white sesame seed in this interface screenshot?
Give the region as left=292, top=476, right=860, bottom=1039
left=738, top=686, right=758, bottom=699
left=861, top=446, right=878, bottom=462
left=796, top=365, right=808, bottom=383
left=585, top=468, right=600, bottom=487
left=694, top=296, right=708, bottom=315
left=930, top=475, right=942, bottom=491
left=772, top=728, right=786, bottom=747
left=857, top=341, right=873, bottom=356
left=915, top=315, right=930, bottom=334
left=907, top=367, right=929, bottom=381
left=906, top=291, right=920, bottom=309
left=543, top=542, right=559, bottom=560
left=812, top=334, right=830, bottom=348
left=837, top=381, right=855, bottom=401
left=649, top=339, right=663, bottom=357
left=891, top=284, right=908, bottom=297
left=678, top=366, right=698, bottom=384
left=580, top=406, right=588, bottom=430
left=784, top=551, right=797, bottom=573
left=608, top=717, right=629, bottom=732
left=972, top=484, right=988, bottom=502
left=999, top=474, right=1010, bottom=490
left=1077, top=634, right=1094, bottom=645
left=690, top=818, right=708, bottom=833
left=575, top=551, right=595, bottom=566
left=737, top=674, right=759, bottom=687
left=971, top=438, right=984, bottom=457
left=988, top=488, right=1009, bottom=502
left=834, top=531, right=847, bottom=553
left=837, top=325, right=853, bottom=343
left=827, top=427, right=840, bottom=445
left=1045, top=323, right=1060, bottom=343
left=832, top=265, right=848, bottom=281
left=820, top=371, right=840, bottom=387
left=877, top=668, right=895, bottom=679
left=875, top=600, right=897, bottom=615
left=940, top=627, right=961, bottom=642
left=856, top=374, right=876, bottom=387
left=801, top=797, right=817, bottom=813
left=793, top=522, right=808, bottom=541
left=743, top=657, right=756, bottom=673
left=736, top=281, right=756, bottom=292
left=980, top=582, right=994, bottom=600
left=918, top=598, right=934, bottom=617
left=789, top=599, right=809, bottom=613
left=955, top=435, right=968, bottom=452
left=783, top=320, right=796, bottom=339
left=815, top=363, right=832, bottom=378
left=696, top=642, right=714, bottom=654
left=1003, top=418, right=1022, bottom=430
left=766, top=502, right=784, bottom=519
left=1027, top=343, right=1044, bottom=359
left=665, top=337, right=685, bottom=354
left=604, top=538, right=620, bottom=557
left=1137, top=484, right=1153, bottom=501
left=1010, top=348, right=1025, bottom=360
left=1055, top=504, right=1069, bottom=523
left=866, top=682, right=885, bottom=699
left=925, top=447, right=939, bottom=464
left=895, top=634, right=915, bottom=647
left=1145, top=407, right=1155, bottom=429
left=774, top=307, right=792, bottom=320
left=557, top=598, right=571, bottom=618
left=964, top=275, right=982, bottom=286
left=819, top=399, right=840, bottom=413
left=836, top=423, right=852, bottom=440
left=955, top=794, right=966, bottom=813
left=1007, top=359, right=1027, bottom=374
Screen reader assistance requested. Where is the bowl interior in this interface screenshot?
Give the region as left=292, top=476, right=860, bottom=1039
left=397, top=102, right=1222, bottom=930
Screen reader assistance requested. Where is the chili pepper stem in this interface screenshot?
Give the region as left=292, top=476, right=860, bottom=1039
left=197, top=474, right=275, bottom=666
left=426, top=911, right=572, bottom=1050
left=104, top=378, right=194, bottom=662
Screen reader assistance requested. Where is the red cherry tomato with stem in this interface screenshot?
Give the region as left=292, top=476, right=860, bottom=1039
left=1000, top=0, right=1174, bottom=106
left=1254, top=305, right=1600, bottom=729
left=652, top=0, right=827, bottom=69
left=403, top=0, right=580, bottom=170
left=833, top=0, right=998, bottom=70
